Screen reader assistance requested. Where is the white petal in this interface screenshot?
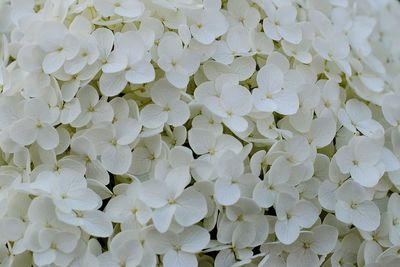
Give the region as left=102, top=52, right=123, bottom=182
left=311, top=225, right=338, bottom=255
left=55, top=232, right=79, bottom=253
left=175, top=188, right=207, bottom=227
left=275, top=219, right=300, bottom=245
left=42, top=51, right=65, bottom=74
left=294, top=200, right=319, bottom=228
left=34, top=250, right=56, bottom=266
left=220, top=85, right=252, bottom=116
left=230, top=56, right=256, bottom=81
left=180, top=226, right=210, bottom=253
left=253, top=182, right=276, bottom=208
left=99, top=72, right=127, bottom=97
left=61, top=79, right=80, bottom=102
left=167, top=100, right=190, bottom=127
left=381, top=148, right=400, bottom=172
left=139, top=180, right=170, bottom=208
left=382, top=94, right=400, bottom=126
left=17, top=45, right=44, bottom=72
left=166, top=69, right=190, bottom=89
left=227, top=26, right=251, bottom=54
left=66, top=188, right=101, bottom=211
left=81, top=210, right=113, bottom=237
left=345, top=99, right=371, bottom=122
left=115, top=118, right=141, bottom=145
left=214, top=178, right=241, bottom=206
left=223, top=115, right=248, bottom=133
left=359, top=75, right=384, bottom=93
left=0, top=218, right=25, bottom=242
left=257, top=63, right=284, bottom=91
left=152, top=205, right=176, bottom=233
left=318, top=180, right=338, bottom=211
left=275, top=193, right=296, bottom=220
left=115, top=1, right=144, bottom=18
left=150, top=79, right=181, bottom=105
left=188, top=128, right=216, bottom=155
left=140, top=104, right=168, bottom=129
left=287, top=249, right=319, bottom=267
left=102, top=52, right=128, bottom=73
left=276, top=5, right=297, bottom=25
left=274, top=91, right=299, bottom=115
left=263, top=21, right=281, bottom=41
left=232, top=221, right=257, bottom=249
left=352, top=201, right=380, bottom=231
left=278, top=24, right=302, bottom=44
left=101, top=145, right=132, bottom=175
left=350, top=164, right=381, bottom=188
left=309, top=115, right=337, bottom=148
left=10, top=118, right=38, bottom=146
left=335, top=145, right=354, bottom=174
left=64, top=55, right=86, bottom=74
left=335, top=200, right=352, bottom=224
left=92, top=28, right=114, bottom=60
left=163, top=250, right=197, bottom=267
left=37, top=125, right=59, bottom=150
left=125, top=62, right=155, bottom=84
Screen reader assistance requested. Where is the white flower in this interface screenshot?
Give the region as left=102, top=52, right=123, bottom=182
left=84, top=119, right=141, bottom=175
left=32, top=229, right=80, bottom=266
left=16, top=44, right=50, bottom=97
left=252, top=62, right=299, bottom=115
left=262, top=3, right=302, bottom=44
left=315, top=80, right=342, bottom=116
left=304, top=114, right=337, bottom=149
left=227, top=0, right=260, bottom=30
left=338, top=99, right=384, bottom=137
left=334, top=181, right=380, bottom=231
left=148, top=226, right=210, bottom=267
left=24, top=196, right=81, bottom=267
left=30, top=169, right=101, bottom=213
left=98, top=231, right=144, bottom=267
left=191, top=107, right=224, bottom=135
left=188, top=3, right=228, bottom=45
left=93, top=0, right=145, bottom=19
left=330, top=232, right=361, bottom=267
left=318, top=157, right=348, bottom=211
left=217, top=198, right=269, bottom=248
left=100, top=30, right=155, bottom=96
left=105, top=182, right=151, bottom=227
left=188, top=128, right=242, bottom=161
left=139, top=179, right=207, bottom=233
left=140, top=78, right=190, bottom=129
left=253, top=156, right=293, bottom=208
left=309, top=10, right=351, bottom=74
left=335, top=136, right=399, bottom=187
left=37, top=21, right=80, bottom=74
left=64, top=35, right=99, bottom=75
left=10, top=98, right=59, bottom=150
left=195, top=74, right=253, bottom=132
left=274, top=192, right=319, bottom=245
left=157, top=33, right=201, bottom=88
left=71, top=85, right=114, bottom=127
left=286, top=225, right=338, bottom=267
left=214, top=152, right=259, bottom=206
left=129, top=135, right=164, bottom=176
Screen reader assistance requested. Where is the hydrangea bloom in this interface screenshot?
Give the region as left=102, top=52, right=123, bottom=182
left=1, top=0, right=400, bottom=266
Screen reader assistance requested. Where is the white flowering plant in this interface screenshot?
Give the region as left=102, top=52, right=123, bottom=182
left=1, top=0, right=400, bottom=266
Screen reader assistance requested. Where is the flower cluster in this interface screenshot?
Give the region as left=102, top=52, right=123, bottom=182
left=1, top=0, right=400, bottom=266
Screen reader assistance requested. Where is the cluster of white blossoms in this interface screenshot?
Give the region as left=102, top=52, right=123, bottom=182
left=1, top=0, right=400, bottom=266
